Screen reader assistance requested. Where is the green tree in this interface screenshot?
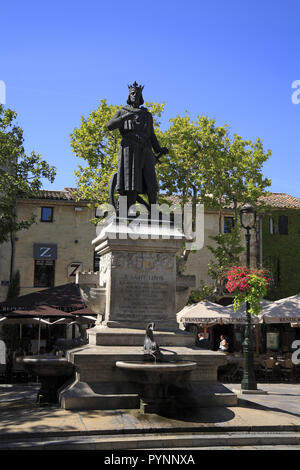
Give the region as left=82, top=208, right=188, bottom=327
left=159, top=115, right=271, bottom=231
left=70, top=101, right=271, bottom=280
left=0, top=105, right=56, bottom=293
left=206, top=225, right=245, bottom=297
left=158, top=114, right=271, bottom=274
left=155, top=115, right=231, bottom=272
left=6, top=269, right=20, bottom=301
left=188, top=281, right=215, bottom=304
left=71, top=99, right=121, bottom=206
left=157, top=115, right=229, bottom=209
left=71, top=103, right=271, bottom=215
left=207, top=133, right=272, bottom=230
left=0, top=105, right=56, bottom=244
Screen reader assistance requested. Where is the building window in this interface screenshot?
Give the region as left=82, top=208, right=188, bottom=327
left=278, top=215, right=288, bottom=235
left=269, top=217, right=275, bottom=235
left=34, top=260, right=55, bottom=288
left=41, top=207, right=53, bottom=222
left=224, top=216, right=234, bottom=233
left=269, top=217, right=281, bottom=235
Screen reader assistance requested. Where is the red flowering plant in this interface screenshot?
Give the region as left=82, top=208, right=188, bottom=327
left=225, top=266, right=271, bottom=315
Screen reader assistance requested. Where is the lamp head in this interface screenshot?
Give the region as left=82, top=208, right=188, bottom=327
left=240, top=202, right=257, bottom=229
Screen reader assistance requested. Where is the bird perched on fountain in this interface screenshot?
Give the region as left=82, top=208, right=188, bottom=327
left=143, top=322, right=164, bottom=362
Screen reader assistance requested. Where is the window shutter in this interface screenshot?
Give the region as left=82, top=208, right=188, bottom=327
left=278, top=215, right=288, bottom=235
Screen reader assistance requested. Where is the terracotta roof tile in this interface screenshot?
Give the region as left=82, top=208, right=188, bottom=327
left=165, top=193, right=300, bottom=210
left=24, top=188, right=85, bottom=201
left=259, top=193, right=300, bottom=209
left=221, top=193, right=300, bottom=210
left=19, top=187, right=300, bottom=209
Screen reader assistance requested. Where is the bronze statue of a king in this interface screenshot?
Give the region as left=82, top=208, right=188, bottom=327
left=106, top=82, right=168, bottom=214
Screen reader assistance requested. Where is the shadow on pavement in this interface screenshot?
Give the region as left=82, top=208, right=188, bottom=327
left=237, top=397, right=300, bottom=419
left=159, top=406, right=236, bottom=423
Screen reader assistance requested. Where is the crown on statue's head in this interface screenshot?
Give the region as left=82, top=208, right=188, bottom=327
left=128, top=81, right=144, bottom=93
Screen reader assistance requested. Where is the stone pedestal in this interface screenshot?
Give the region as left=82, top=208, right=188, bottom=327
left=92, top=217, right=183, bottom=330
left=59, top=217, right=237, bottom=412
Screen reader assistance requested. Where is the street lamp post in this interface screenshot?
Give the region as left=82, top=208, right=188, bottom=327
left=240, top=202, right=257, bottom=391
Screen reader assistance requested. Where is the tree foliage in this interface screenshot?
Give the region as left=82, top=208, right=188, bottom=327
left=188, top=281, right=215, bottom=304
left=207, top=225, right=245, bottom=297
left=71, top=100, right=271, bottom=212
left=70, top=100, right=272, bottom=282
left=0, top=105, right=56, bottom=243
left=158, top=114, right=272, bottom=231
left=6, top=269, right=20, bottom=301
left=157, top=115, right=229, bottom=209
left=71, top=99, right=121, bottom=205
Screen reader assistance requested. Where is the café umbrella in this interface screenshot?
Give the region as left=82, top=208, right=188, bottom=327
left=0, top=305, right=75, bottom=353
left=259, top=294, right=300, bottom=324
left=178, top=300, right=266, bottom=326
left=68, top=307, right=97, bottom=324
left=225, top=299, right=273, bottom=323
left=177, top=301, right=239, bottom=340
left=178, top=301, right=232, bottom=325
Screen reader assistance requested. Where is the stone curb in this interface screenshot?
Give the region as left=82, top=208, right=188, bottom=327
left=2, top=424, right=300, bottom=443
left=1, top=431, right=300, bottom=450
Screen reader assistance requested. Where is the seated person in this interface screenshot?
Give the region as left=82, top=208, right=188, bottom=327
left=195, top=332, right=209, bottom=349
left=219, top=335, right=229, bottom=352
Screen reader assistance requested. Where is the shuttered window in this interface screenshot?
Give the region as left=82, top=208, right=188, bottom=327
left=224, top=217, right=234, bottom=233
left=278, top=215, right=288, bottom=235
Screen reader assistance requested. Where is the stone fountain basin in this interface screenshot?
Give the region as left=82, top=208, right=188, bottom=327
left=115, top=360, right=197, bottom=384
left=17, top=355, right=74, bottom=377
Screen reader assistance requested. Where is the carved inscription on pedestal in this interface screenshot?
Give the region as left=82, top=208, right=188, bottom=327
left=109, top=251, right=175, bottom=323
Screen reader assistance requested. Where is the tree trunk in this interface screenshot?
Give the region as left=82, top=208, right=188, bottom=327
left=9, top=230, right=15, bottom=285
left=176, top=187, right=197, bottom=275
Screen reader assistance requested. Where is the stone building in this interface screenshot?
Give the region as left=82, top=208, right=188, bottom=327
left=260, top=193, right=300, bottom=300
left=0, top=189, right=257, bottom=303
left=184, top=193, right=300, bottom=297
left=1, top=188, right=299, bottom=304
left=182, top=207, right=258, bottom=291
left=0, top=188, right=96, bottom=302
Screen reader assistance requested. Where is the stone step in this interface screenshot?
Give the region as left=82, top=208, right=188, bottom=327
left=90, top=287, right=106, bottom=297
left=1, top=431, right=300, bottom=450
left=59, top=380, right=140, bottom=410
left=87, top=326, right=195, bottom=347
left=59, top=378, right=237, bottom=411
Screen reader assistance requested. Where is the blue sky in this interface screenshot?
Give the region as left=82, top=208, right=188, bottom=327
left=1, top=0, right=300, bottom=196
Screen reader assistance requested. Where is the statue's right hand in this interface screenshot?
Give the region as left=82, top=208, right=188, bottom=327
left=123, top=112, right=135, bottom=120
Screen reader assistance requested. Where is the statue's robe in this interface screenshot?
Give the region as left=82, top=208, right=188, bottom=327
left=107, top=105, right=161, bottom=195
